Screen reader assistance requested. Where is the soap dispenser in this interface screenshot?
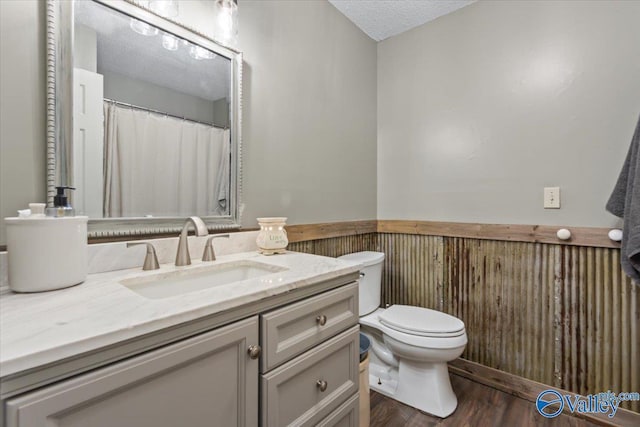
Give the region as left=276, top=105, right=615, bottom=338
left=46, top=186, right=76, bottom=217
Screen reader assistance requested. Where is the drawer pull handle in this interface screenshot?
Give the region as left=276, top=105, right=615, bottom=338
left=316, top=315, right=327, bottom=326
left=247, top=345, right=261, bottom=359
left=316, top=380, right=328, bottom=392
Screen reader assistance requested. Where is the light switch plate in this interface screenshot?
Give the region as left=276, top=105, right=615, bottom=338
left=544, top=187, right=560, bottom=209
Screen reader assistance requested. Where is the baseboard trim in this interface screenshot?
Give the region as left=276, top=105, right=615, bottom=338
left=448, top=358, right=639, bottom=427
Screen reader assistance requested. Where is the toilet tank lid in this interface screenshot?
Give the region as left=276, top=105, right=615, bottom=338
left=337, top=251, right=385, bottom=267
left=379, top=305, right=465, bottom=335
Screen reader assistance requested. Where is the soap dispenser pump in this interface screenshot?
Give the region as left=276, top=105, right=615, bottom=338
left=46, top=186, right=76, bottom=217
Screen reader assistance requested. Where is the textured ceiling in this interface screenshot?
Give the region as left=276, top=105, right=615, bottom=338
left=328, top=0, right=476, bottom=41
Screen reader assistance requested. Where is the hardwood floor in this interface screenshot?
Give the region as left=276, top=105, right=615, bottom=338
left=369, top=374, right=600, bottom=427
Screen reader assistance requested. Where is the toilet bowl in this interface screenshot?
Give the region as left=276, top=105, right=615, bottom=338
left=338, top=251, right=467, bottom=418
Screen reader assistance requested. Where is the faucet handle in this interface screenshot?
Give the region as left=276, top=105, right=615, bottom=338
left=202, top=234, right=230, bottom=262
left=127, top=242, right=160, bottom=270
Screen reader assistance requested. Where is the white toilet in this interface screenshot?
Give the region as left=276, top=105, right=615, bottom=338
left=338, top=251, right=467, bottom=418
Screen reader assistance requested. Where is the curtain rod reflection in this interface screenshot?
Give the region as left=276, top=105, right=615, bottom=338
left=103, top=98, right=228, bottom=130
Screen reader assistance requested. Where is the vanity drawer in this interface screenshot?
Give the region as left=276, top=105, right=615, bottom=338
left=260, top=282, right=358, bottom=372
left=260, top=326, right=359, bottom=427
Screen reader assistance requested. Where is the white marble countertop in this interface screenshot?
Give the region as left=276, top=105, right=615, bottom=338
left=0, top=251, right=360, bottom=378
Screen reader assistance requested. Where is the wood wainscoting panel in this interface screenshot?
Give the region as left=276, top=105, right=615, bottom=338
left=376, top=233, right=445, bottom=313
left=559, top=246, right=639, bottom=410
left=288, top=233, right=377, bottom=259
left=443, top=238, right=558, bottom=387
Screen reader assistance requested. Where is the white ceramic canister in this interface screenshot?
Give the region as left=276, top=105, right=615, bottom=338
left=256, top=217, right=288, bottom=255
left=4, top=216, right=88, bottom=292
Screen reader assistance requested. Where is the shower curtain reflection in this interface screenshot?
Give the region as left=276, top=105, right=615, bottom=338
left=103, top=102, right=230, bottom=218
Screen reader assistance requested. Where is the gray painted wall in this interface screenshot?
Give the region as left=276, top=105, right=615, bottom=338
left=212, top=98, right=229, bottom=129
left=238, top=1, right=377, bottom=228
left=377, top=0, right=640, bottom=227
left=74, top=25, right=97, bottom=72
left=0, top=0, right=46, bottom=245
left=101, top=70, right=219, bottom=126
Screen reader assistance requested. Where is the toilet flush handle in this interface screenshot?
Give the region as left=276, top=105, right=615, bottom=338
left=360, top=272, right=365, bottom=278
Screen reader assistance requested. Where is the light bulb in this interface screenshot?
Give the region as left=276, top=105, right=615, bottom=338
left=189, top=45, right=216, bottom=60
left=130, top=18, right=159, bottom=36
left=162, top=33, right=179, bottom=51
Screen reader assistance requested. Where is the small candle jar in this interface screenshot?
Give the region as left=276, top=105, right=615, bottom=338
left=256, top=217, right=288, bottom=255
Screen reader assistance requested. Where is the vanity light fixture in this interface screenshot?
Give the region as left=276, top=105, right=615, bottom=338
left=149, top=0, right=179, bottom=18
left=130, top=1, right=232, bottom=55
left=213, top=0, right=238, bottom=48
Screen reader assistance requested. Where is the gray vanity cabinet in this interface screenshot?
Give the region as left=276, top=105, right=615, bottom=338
left=2, top=279, right=361, bottom=427
left=5, top=317, right=259, bottom=427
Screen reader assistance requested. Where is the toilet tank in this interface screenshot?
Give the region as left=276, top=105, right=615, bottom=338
left=337, top=251, right=385, bottom=316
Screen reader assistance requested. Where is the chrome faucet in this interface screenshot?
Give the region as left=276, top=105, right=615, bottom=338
left=175, top=216, right=209, bottom=266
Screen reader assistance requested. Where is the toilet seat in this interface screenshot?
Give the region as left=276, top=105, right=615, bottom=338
left=360, top=308, right=467, bottom=350
left=379, top=305, right=465, bottom=338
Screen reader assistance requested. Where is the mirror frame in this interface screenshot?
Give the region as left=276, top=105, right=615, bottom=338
left=46, top=0, right=243, bottom=237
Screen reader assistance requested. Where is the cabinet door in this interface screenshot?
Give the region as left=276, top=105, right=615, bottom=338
left=6, top=317, right=259, bottom=427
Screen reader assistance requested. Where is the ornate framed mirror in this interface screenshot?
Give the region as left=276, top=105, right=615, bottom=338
left=47, top=0, right=242, bottom=237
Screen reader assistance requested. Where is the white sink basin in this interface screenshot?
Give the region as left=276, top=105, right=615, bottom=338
left=120, top=260, right=288, bottom=299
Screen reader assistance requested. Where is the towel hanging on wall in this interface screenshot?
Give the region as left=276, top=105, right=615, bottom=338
left=606, top=113, right=640, bottom=284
